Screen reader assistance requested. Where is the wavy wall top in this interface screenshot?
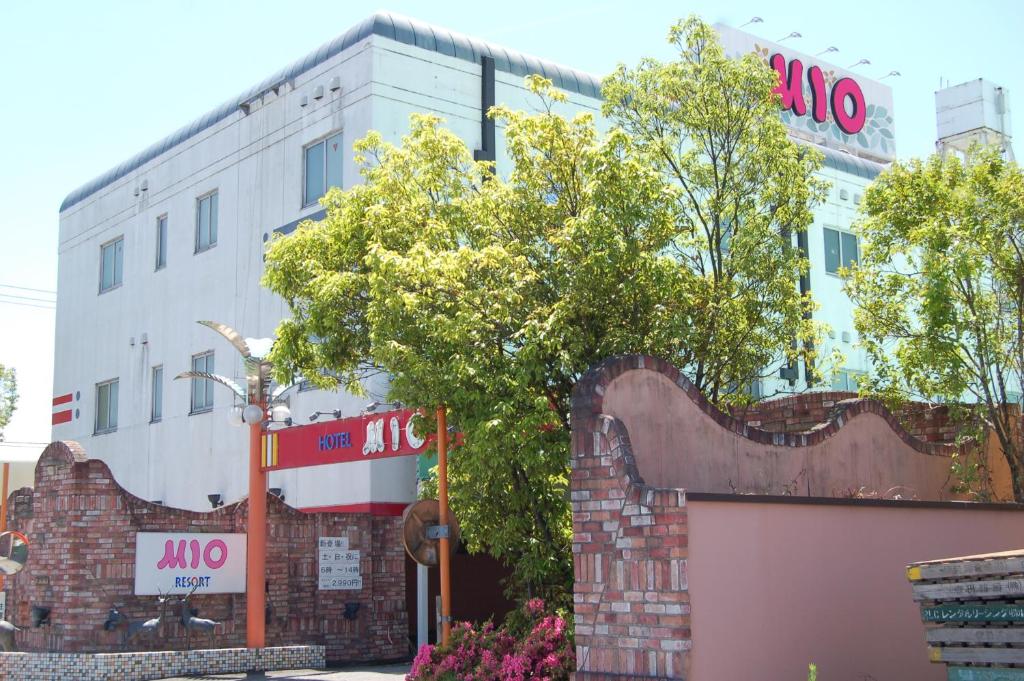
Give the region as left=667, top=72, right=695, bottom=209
left=571, top=355, right=964, bottom=500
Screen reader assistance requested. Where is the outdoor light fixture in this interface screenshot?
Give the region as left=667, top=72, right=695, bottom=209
left=777, top=31, right=801, bottom=42
left=848, top=59, right=871, bottom=69
left=31, top=606, right=50, bottom=628
left=269, top=487, right=285, bottom=502
left=308, top=409, right=343, bottom=422
left=362, top=400, right=403, bottom=414
left=816, top=46, right=839, bottom=56
left=880, top=70, right=902, bottom=79
left=208, top=493, right=224, bottom=508
left=242, top=404, right=265, bottom=425
left=270, top=404, right=291, bottom=424
left=739, top=16, right=763, bottom=28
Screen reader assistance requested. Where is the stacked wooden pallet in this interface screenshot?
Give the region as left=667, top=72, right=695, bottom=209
left=908, top=550, right=1024, bottom=681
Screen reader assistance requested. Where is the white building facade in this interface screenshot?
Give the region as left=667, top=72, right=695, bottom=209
left=53, top=14, right=890, bottom=511
left=52, top=12, right=604, bottom=512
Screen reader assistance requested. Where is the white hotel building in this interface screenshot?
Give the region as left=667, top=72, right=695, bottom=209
left=54, top=12, right=896, bottom=512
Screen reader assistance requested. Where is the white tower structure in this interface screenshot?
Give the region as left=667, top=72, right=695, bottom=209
left=936, top=78, right=1014, bottom=160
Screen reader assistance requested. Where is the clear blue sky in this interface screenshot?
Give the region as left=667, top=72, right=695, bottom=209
left=1, top=0, right=1021, bottom=452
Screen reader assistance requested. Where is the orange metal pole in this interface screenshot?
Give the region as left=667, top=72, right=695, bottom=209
left=436, top=405, right=452, bottom=646
left=247, top=395, right=267, bottom=648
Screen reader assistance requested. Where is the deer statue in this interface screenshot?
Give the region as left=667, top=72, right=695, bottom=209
left=178, top=583, right=220, bottom=650
left=104, top=589, right=170, bottom=648
left=0, top=619, right=19, bottom=652
left=103, top=605, right=125, bottom=631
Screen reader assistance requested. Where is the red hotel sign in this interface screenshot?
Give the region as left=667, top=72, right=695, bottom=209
left=265, top=408, right=430, bottom=471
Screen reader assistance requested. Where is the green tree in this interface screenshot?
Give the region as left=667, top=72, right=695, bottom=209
left=846, top=147, right=1024, bottom=500
left=602, top=17, right=828, bottom=398
left=263, top=17, right=826, bottom=602
left=0, top=364, right=17, bottom=441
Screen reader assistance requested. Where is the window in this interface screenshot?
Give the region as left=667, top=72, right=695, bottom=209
left=100, top=237, right=124, bottom=293
left=155, top=215, right=168, bottom=270
left=95, top=379, right=119, bottom=434
left=151, top=366, right=163, bottom=422
left=195, top=192, right=218, bottom=253
left=190, top=351, right=215, bottom=413
left=824, top=227, right=859, bottom=275
left=832, top=369, right=866, bottom=392
left=303, top=132, right=343, bottom=206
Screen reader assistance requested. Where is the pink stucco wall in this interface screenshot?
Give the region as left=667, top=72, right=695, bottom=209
left=603, top=369, right=959, bottom=499
left=686, top=498, right=1024, bottom=681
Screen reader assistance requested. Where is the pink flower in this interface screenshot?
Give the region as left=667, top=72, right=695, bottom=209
left=524, top=598, right=546, bottom=616
left=406, top=599, right=573, bottom=681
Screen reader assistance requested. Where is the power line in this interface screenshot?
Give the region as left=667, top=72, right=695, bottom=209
left=0, top=283, right=56, bottom=295
left=0, top=299, right=56, bottom=311
left=0, top=292, right=56, bottom=304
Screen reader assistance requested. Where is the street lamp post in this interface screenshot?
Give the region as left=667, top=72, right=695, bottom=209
left=176, top=321, right=285, bottom=650
left=246, top=390, right=268, bottom=648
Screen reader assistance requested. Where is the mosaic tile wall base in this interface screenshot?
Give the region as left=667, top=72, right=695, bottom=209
left=0, top=645, right=324, bottom=681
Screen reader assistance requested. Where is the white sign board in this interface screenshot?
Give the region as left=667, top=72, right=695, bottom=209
left=714, top=23, right=896, bottom=163
left=134, top=532, right=246, bottom=595
left=319, top=536, right=362, bottom=590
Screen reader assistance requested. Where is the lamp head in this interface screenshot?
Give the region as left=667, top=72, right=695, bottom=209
left=242, top=404, right=265, bottom=425
left=271, top=404, right=291, bottom=423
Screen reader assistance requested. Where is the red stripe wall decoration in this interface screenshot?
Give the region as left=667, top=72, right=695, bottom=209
left=52, top=392, right=76, bottom=424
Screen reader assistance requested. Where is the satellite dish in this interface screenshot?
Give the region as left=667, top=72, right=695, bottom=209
left=402, top=500, right=460, bottom=567
left=0, top=530, right=29, bottom=575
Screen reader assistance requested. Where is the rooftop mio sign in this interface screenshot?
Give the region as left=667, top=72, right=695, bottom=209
left=771, top=54, right=865, bottom=135
left=715, top=24, right=896, bottom=162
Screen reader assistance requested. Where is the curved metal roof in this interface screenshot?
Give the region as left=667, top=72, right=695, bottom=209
left=815, top=143, right=887, bottom=180
left=60, top=11, right=604, bottom=213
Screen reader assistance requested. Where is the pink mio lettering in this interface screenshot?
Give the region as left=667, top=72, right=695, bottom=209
left=156, top=538, right=228, bottom=570
left=770, top=54, right=866, bottom=135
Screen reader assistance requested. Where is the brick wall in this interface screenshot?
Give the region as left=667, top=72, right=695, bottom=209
left=571, top=355, right=1024, bottom=680
left=729, top=391, right=974, bottom=445
left=567, top=355, right=1008, bottom=680
left=2, top=441, right=407, bottom=663
left=570, top=357, right=693, bottom=680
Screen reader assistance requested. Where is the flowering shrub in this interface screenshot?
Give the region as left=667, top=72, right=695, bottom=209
left=407, top=599, right=574, bottom=681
